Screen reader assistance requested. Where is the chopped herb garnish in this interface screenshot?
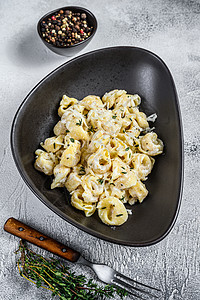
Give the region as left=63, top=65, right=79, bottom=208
left=129, top=118, right=132, bottom=121
left=125, top=147, right=130, bottom=151
left=129, top=153, right=131, bottom=158
left=97, top=178, right=104, bottom=184
left=70, top=138, right=74, bottom=143
left=121, top=172, right=127, bottom=174
left=116, top=214, right=123, bottom=217
left=53, top=142, right=56, bottom=149
left=119, top=196, right=125, bottom=201
left=123, top=129, right=125, bottom=133
left=112, top=115, right=117, bottom=119
left=88, top=125, right=95, bottom=133
left=76, top=119, right=82, bottom=126
left=121, top=166, right=125, bottom=170
left=101, top=207, right=106, bottom=209
left=66, top=129, right=70, bottom=133
left=110, top=182, right=115, bottom=186
left=78, top=166, right=86, bottom=175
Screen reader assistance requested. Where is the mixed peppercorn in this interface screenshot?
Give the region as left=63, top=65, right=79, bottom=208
left=40, top=9, right=93, bottom=47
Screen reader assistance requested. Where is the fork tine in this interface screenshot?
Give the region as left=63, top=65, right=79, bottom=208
left=117, top=272, right=161, bottom=292
left=112, top=278, right=146, bottom=300
left=113, top=273, right=161, bottom=299
left=112, top=277, right=147, bottom=300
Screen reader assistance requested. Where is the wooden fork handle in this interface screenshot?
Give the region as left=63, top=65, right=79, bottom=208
left=4, top=217, right=80, bottom=263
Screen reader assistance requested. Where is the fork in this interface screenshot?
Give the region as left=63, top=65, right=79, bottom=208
left=4, top=218, right=162, bottom=299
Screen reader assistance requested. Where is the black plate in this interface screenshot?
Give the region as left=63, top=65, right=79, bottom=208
left=11, top=47, right=183, bottom=246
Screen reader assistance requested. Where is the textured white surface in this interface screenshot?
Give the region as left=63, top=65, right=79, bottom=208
left=0, top=0, right=200, bottom=299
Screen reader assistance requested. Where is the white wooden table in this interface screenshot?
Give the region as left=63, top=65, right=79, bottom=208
left=0, top=1, right=199, bottom=299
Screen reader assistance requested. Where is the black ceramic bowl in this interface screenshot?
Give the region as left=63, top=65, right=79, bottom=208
left=11, top=47, right=183, bottom=246
left=37, top=6, right=97, bottom=56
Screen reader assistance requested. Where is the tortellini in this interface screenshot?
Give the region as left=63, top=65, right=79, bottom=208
left=129, top=180, right=148, bottom=204
left=34, top=90, right=164, bottom=226
left=60, top=138, right=81, bottom=167
left=51, top=164, right=71, bottom=189
left=80, top=95, right=104, bottom=110
left=97, top=197, right=128, bottom=225
left=58, top=95, right=78, bottom=117
left=102, top=89, right=127, bottom=109
left=34, top=150, right=58, bottom=175
left=41, top=135, right=64, bottom=153
left=131, top=153, right=154, bottom=180
left=71, top=188, right=96, bottom=217
left=115, top=93, right=141, bottom=111
left=87, top=147, right=111, bottom=174
left=139, top=132, right=164, bottom=156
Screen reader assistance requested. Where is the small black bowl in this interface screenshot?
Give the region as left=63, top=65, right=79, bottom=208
left=37, top=6, right=97, bottom=57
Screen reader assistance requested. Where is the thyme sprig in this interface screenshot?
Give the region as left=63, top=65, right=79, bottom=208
left=16, top=240, right=128, bottom=300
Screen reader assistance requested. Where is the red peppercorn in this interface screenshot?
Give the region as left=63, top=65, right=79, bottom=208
left=80, top=29, right=84, bottom=34
left=51, top=15, right=56, bottom=20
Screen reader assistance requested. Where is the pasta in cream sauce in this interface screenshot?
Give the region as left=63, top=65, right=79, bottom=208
left=34, top=90, right=164, bottom=226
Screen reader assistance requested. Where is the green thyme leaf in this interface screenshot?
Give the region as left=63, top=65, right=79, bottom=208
left=70, top=138, right=74, bottom=143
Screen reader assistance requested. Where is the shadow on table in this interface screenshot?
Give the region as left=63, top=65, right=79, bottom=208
left=6, top=27, right=64, bottom=68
